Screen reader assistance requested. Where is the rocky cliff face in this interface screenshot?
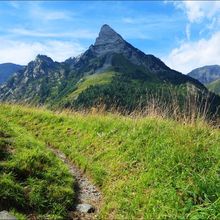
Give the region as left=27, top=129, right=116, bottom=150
left=94, top=24, right=125, bottom=51
left=22, top=55, right=56, bottom=80
left=72, top=24, right=171, bottom=75
left=93, top=24, right=169, bottom=72
left=0, top=55, right=67, bottom=103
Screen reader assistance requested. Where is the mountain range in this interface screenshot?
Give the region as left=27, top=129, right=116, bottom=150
left=0, top=63, right=24, bottom=84
left=188, top=65, right=220, bottom=84
left=188, top=65, right=220, bottom=95
left=0, top=24, right=220, bottom=114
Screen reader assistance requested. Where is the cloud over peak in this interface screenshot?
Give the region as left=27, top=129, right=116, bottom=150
left=172, top=1, right=220, bottom=23
left=0, top=39, right=85, bottom=65
left=165, top=31, right=220, bottom=73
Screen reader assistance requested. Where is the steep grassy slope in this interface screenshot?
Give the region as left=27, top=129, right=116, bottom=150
left=0, top=104, right=220, bottom=219
left=0, top=114, right=75, bottom=219
left=60, top=71, right=115, bottom=107
left=207, top=78, right=220, bottom=95
left=71, top=72, right=115, bottom=97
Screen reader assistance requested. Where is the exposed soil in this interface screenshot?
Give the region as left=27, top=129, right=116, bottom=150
left=48, top=146, right=102, bottom=220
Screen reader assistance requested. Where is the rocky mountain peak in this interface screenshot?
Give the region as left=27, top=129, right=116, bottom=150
left=94, top=24, right=124, bottom=46
left=76, top=24, right=170, bottom=73
left=23, top=55, right=55, bottom=78
left=35, top=55, right=54, bottom=65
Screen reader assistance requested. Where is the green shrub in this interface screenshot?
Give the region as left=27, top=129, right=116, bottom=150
left=6, top=149, right=53, bottom=179
left=0, top=173, right=26, bottom=209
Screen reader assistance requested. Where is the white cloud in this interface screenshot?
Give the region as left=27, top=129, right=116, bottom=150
left=0, top=39, right=85, bottom=65
left=122, top=17, right=136, bottom=24
left=32, top=8, right=71, bottom=21
left=164, top=32, right=220, bottom=73
left=28, top=2, right=73, bottom=21
left=172, top=1, right=220, bottom=23
left=8, top=2, right=72, bottom=21
left=185, top=24, right=191, bottom=40
left=9, top=28, right=97, bottom=39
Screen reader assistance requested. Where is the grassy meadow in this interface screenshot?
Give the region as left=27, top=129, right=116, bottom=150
left=0, top=109, right=75, bottom=219
left=0, top=104, right=219, bottom=219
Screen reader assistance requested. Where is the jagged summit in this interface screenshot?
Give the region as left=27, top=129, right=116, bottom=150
left=94, top=24, right=124, bottom=46
left=90, top=24, right=131, bottom=60
left=89, top=24, right=170, bottom=73
left=35, top=55, right=54, bottom=65
left=20, top=54, right=56, bottom=80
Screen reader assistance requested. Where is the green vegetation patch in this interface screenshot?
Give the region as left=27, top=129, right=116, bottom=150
left=0, top=117, right=75, bottom=219
left=66, top=71, right=115, bottom=100
left=207, top=78, right=220, bottom=95
left=0, top=104, right=220, bottom=219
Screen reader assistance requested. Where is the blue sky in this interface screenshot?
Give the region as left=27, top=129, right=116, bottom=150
left=0, top=1, right=220, bottom=73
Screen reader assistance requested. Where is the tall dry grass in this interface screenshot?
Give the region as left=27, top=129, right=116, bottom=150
left=65, top=88, right=220, bottom=126
left=3, top=87, right=220, bottom=126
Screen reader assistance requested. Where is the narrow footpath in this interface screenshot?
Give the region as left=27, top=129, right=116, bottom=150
left=48, top=145, right=102, bottom=220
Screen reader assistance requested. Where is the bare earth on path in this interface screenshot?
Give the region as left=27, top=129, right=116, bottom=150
left=48, top=145, right=102, bottom=220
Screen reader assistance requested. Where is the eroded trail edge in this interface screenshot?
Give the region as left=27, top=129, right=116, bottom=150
left=47, top=145, right=102, bottom=219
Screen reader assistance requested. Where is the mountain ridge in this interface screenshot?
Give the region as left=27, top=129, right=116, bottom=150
left=188, top=65, right=220, bottom=96
left=188, top=65, right=220, bottom=84
left=0, top=63, right=24, bottom=84
left=0, top=24, right=219, bottom=115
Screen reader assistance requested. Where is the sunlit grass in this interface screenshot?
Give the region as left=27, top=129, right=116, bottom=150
left=65, top=71, right=115, bottom=101
left=0, top=114, right=75, bottom=219
left=0, top=104, right=219, bottom=219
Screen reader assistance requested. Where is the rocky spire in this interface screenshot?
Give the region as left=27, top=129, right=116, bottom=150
left=35, top=55, right=54, bottom=65
left=94, top=24, right=124, bottom=46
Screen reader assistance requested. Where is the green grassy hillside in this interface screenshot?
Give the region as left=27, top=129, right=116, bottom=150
left=0, top=112, right=75, bottom=219
left=61, top=71, right=115, bottom=106
left=207, top=78, right=220, bottom=95
left=0, top=104, right=220, bottom=219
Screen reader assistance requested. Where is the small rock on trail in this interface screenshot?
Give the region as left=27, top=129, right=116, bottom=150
left=76, top=204, right=95, bottom=213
